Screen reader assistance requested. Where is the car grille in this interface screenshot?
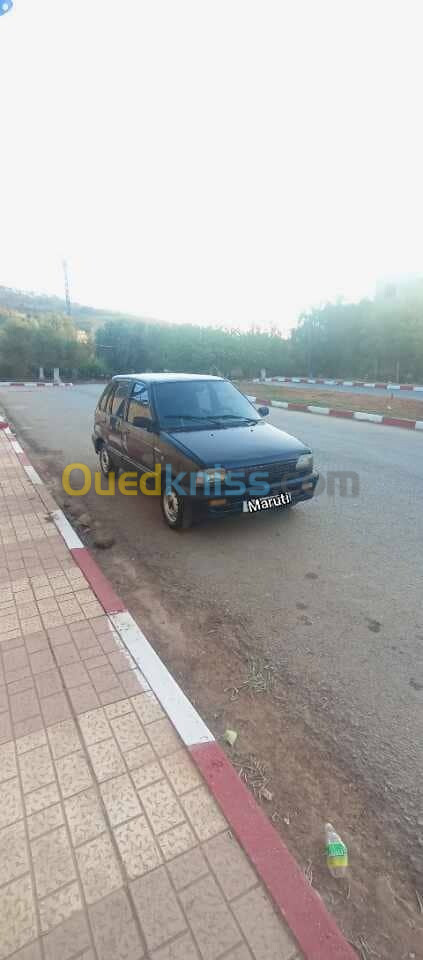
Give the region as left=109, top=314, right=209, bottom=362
left=243, top=460, right=303, bottom=485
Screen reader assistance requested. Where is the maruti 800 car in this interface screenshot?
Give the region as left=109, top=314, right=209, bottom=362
left=92, top=373, right=319, bottom=529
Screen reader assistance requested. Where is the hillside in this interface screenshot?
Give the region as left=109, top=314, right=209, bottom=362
left=0, top=285, right=149, bottom=331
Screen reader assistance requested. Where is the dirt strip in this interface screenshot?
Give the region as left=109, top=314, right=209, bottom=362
left=238, top=382, right=423, bottom=420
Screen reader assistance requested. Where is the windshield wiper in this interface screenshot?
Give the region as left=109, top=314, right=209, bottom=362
left=162, top=414, right=225, bottom=428
left=162, top=414, right=219, bottom=422
left=162, top=414, right=260, bottom=427
left=214, top=415, right=261, bottom=425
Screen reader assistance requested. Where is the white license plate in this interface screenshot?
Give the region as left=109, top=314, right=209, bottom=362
left=242, top=491, right=292, bottom=514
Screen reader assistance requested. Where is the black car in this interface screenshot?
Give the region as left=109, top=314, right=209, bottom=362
left=92, top=373, right=318, bottom=529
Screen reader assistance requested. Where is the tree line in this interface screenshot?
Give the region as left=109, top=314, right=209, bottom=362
left=1, top=282, right=423, bottom=382
left=0, top=312, right=103, bottom=379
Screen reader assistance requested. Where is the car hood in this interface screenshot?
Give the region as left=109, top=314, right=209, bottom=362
left=162, top=421, right=310, bottom=467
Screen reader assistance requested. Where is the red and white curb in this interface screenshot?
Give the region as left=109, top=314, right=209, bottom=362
left=257, top=376, right=423, bottom=392
left=248, top=396, right=423, bottom=431
left=0, top=416, right=357, bottom=960
left=4, top=430, right=44, bottom=481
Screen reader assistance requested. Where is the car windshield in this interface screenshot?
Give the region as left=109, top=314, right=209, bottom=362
left=154, top=380, right=261, bottom=429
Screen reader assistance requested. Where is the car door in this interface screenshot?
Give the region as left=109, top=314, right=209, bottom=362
left=121, top=381, right=156, bottom=471
left=107, top=380, right=132, bottom=460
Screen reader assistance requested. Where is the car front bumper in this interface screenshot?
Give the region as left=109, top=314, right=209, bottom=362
left=191, top=472, right=319, bottom=519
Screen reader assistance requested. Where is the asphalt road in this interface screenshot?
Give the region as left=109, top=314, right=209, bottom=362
left=1, top=384, right=422, bottom=844
left=259, top=380, right=423, bottom=400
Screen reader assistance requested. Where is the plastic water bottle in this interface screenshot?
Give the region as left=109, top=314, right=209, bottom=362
left=325, top=823, right=348, bottom=878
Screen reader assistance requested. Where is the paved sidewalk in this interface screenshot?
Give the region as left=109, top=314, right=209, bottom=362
left=0, top=430, right=303, bottom=960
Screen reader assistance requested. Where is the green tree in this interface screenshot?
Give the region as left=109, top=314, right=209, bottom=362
left=0, top=317, right=35, bottom=377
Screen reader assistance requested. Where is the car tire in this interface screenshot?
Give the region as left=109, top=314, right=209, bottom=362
left=160, top=489, right=193, bottom=530
left=99, top=444, right=116, bottom=477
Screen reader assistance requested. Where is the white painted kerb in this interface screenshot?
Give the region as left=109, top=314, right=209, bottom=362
left=52, top=509, right=83, bottom=549
left=111, top=611, right=214, bottom=747
left=23, top=465, right=44, bottom=485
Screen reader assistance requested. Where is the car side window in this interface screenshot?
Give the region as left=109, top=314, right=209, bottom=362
left=98, top=383, right=113, bottom=412
left=110, top=382, right=131, bottom=418
left=105, top=385, right=117, bottom=413
left=127, top=381, right=152, bottom=426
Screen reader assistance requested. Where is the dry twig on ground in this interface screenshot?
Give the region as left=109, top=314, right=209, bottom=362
left=225, top=655, right=275, bottom=702
left=232, top=752, right=272, bottom=800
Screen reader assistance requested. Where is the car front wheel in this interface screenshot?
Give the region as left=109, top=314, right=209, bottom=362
left=99, top=445, right=115, bottom=477
left=161, top=489, right=193, bottom=529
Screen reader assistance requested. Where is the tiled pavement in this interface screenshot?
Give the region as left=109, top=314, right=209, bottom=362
left=0, top=432, right=303, bottom=960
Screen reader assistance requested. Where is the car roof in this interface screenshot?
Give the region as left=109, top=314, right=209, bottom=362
left=112, top=373, right=224, bottom=383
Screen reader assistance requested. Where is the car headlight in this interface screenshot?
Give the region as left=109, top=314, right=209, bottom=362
left=196, top=468, right=227, bottom=486
left=296, top=454, right=313, bottom=472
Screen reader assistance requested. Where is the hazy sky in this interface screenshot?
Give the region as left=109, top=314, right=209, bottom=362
left=1, top=1, right=422, bottom=333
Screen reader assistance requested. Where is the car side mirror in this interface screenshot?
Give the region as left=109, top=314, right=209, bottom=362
left=258, top=405, right=269, bottom=417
